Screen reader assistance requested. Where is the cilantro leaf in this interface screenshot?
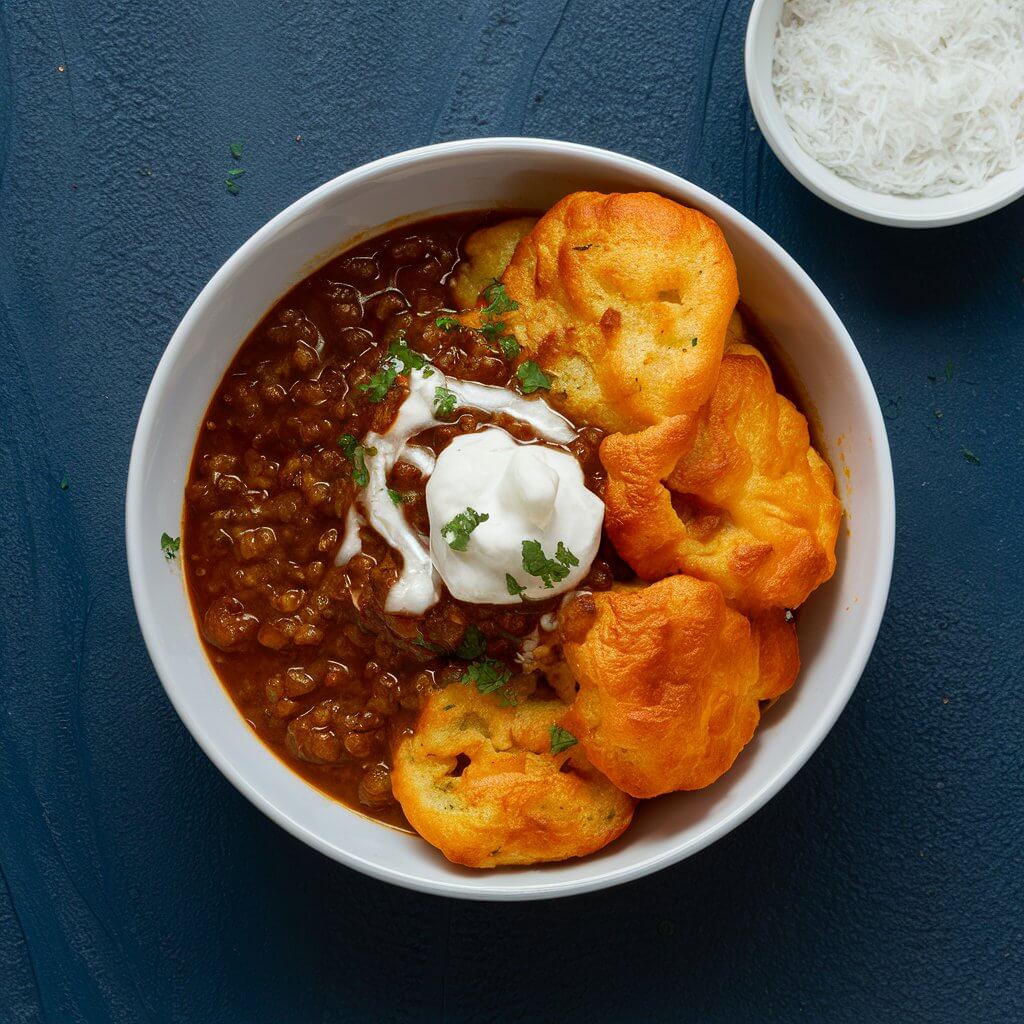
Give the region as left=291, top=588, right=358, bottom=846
left=338, top=433, right=374, bottom=487
left=435, top=315, right=459, bottom=331
left=59, top=473, right=69, bottom=491
left=461, top=658, right=516, bottom=704
left=961, top=447, right=981, bottom=465
left=499, top=335, right=520, bottom=360
left=521, top=539, right=577, bottom=588
left=412, top=633, right=446, bottom=654
left=506, top=573, right=526, bottom=597
left=388, top=336, right=429, bottom=373
left=456, top=625, right=487, bottom=660
left=441, top=507, right=489, bottom=551
left=691, top=337, right=698, bottom=347
left=359, top=364, right=397, bottom=403
left=387, top=487, right=409, bottom=505
left=480, top=280, right=518, bottom=317
left=225, top=178, right=241, bottom=196
left=160, top=533, right=181, bottom=561
left=229, top=141, right=243, bottom=160
left=549, top=724, right=577, bottom=754
left=434, top=385, right=458, bottom=419
left=516, top=360, right=551, bottom=394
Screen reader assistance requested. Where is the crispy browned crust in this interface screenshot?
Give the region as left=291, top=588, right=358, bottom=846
left=560, top=578, right=799, bottom=798
left=501, top=191, right=738, bottom=433
left=391, top=685, right=635, bottom=868
left=602, top=344, right=841, bottom=613
left=449, top=217, right=538, bottom=310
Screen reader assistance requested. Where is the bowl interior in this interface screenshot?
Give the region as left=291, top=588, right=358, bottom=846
left=127, top=139, right=894, bottom=899
left=746, top=0, right=1024, bottom=227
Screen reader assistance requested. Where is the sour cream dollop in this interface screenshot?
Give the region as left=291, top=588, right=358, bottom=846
left=426, top=428, right=604, bottom=605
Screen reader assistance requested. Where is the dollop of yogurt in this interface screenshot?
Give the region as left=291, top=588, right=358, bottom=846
left=426, top=428, right=604, bottom=605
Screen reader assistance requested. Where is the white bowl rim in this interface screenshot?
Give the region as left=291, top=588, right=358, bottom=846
left=126, top=136, right=896, bottom=900
left=744, top=0, right=1024, bottom=228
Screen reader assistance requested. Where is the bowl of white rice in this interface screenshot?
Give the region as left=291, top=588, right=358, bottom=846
left=745, top=0, right=1024, bottom=227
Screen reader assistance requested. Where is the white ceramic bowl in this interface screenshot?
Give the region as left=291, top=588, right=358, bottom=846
left=745, top=0, right=1024, bottom=228
left=126, top=137, right=895, bottom=900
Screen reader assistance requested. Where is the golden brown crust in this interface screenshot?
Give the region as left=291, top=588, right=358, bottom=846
left=501, top=191, right=738, bottom=433
left=559, top=578, right=799, bottom=798
left=391, top=685, right=635, bottom=868
left=602, top=344, right=841, bottom=612
left=449, top=217, right=538, bottom=310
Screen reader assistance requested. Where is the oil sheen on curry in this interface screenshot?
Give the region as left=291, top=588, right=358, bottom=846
left=183, top=193, right=842, bottom=868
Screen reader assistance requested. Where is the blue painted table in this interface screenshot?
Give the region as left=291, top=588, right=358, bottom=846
left=2, top=1, right=1021, bottom=1020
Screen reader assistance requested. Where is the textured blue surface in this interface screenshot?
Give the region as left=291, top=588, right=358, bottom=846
left=1, top=1, right=1022, bottom=1021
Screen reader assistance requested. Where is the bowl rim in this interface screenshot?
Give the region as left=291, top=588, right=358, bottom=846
left=126, top=136, right=896, bottom=900
left=744, top=0, right=1024, bottom=228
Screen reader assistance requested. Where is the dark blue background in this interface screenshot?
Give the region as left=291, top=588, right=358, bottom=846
left=2, top=1, right=1021, bottom=1021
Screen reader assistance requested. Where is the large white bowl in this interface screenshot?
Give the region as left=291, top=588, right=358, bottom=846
left=746, top=0, right=1024, bottom=228
left=126, top=138, right=895, bottom=900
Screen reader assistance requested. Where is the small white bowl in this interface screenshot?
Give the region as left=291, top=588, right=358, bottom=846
left=746, top=0, right=1024, bottom=228
left=126, top=137, right=895, bottom=900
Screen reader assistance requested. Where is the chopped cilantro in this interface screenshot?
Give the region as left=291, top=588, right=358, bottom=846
left=499, top=335, right=520, bottom=360
left=387, top=487, right=410, bottom=505
left=59, top=473, right=69, bottom=491
left=549, top=724, right=577, bottom=754
left=461, top=657, right=516, bottom=705
left=338, top=433, right=375, bottom=487
left=225, top=178, right=241, bottom=196
left=691, top=337, right=698, bottom=347
left=961, top=447, right=981, bottom=465
left=945, top=360, right=954, bottom=383
left=226, top=167, right=245, bottom=179
left=480, top=280, right=518, bottom=317
left=359, top=364, right=398, bottom=403
left=387, top=336, right=429, bottom=374
left=516, top=360, right=551, bottom=394
left=229, top=141, right=243, bottom=160
left=505, top=573, right=527, bottom=597
left=435, top=315, right=459, bottom=331
left=521, top=539, right=577, bottom=588
left=441, top=507, right=489, bottom=551
left=160, top=533, right=180, bottom=561
left=456, top=625, right=487, bottom=660
left=434, top=385, right=458, bottom=418
left=412, top=633, right=446, bottom=654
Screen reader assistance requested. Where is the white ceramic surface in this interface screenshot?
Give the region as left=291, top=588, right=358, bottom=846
left=126, top=138, right=895, bottom=900
left=745, top=0, right=1024, bottom=228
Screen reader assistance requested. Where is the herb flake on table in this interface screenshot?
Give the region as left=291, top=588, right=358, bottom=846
left=160, top=533, right=180, bottom=561
left=550, top=724, right=577, bottom=754
left=516, top=360, right=551, bottom=394
left=441, top=507, right=489, bottom=551
left=59, top=473, right=69, bottom=491
left=961, top=446, right=981, bottom=465
left=521, top=539, right=577, bottom=588
left=229, top=141, right=243, bottom=160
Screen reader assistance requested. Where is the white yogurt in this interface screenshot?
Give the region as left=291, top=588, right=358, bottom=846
left=344, top=365, right=586, bottom=616
left=426, top=429, right=604, bottom=605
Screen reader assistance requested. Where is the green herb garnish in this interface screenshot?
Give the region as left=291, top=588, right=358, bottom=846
left=945, top=360, right=954, bottom=383
left=338, top=433, right=375, bottom=487
left=691, top=337, right=699, bottom=347
left=229, top=141, right=243, bottom=160
left=412, top=633, right=446, bottom=654
left=480, top=280, right=518, bottom=317
left=505, top=573, right=527, bottom=597
left=516, top=360, right=552, bottom=394
left=499, top=335, right=520, bottom=360
left=388, top=336, right=429, bottom=374
left=359, top=364, right=398, bottom=403
left=521, top=539, right=577, bottom=588
left=225, top=178, right=241, bottom=196
left=435, top=315, right=459, bottom=331
left=549, top=724, right=577, bottom=754
left=434, top=385, right=458, bottom=419
left=456, top=625, right=487, bottom=660
left=226, top=167, right=245, bottom=179
left=461, top=658, right=516, bottom=705
left=160, top=533, right=181, bottom=561
left=961, top=447, right=981, bottom=465
left=387, top=488, right=410, bottom=505
left=441, top=507, right=489, bottom=551
left=59, top=473, right=69, bottom=491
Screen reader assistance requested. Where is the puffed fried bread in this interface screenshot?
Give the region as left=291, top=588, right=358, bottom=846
left=449, top=216, right=538, bottom=310
left=602, top=344, right=840, bottom=612
left=391, top=684, right=634, bottom=868
left=501, top=191, right=738, bottom=432
left=559, top=577, right=799, bottom=798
